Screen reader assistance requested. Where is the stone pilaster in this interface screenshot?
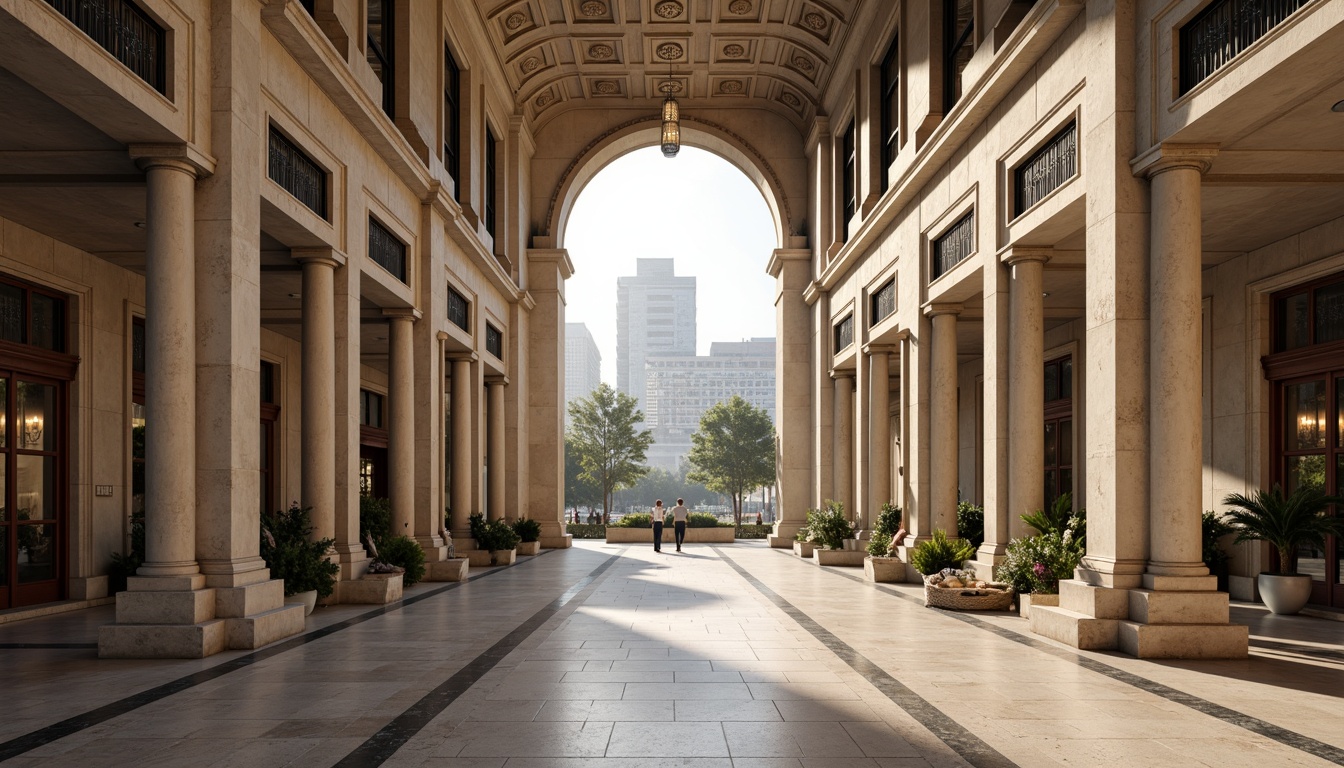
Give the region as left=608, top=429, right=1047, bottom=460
left=450, top=355, right=476, bottom=539
left=386, top=309, right=419, bottom=538
left=832, top=372, right=854, bottom=516
left=1007, top=248, right=1051, bottom=540
left=768, top=249, right=813, bottom=546
left=928, top=305, right=961, bottom=535
left=333, top=254, right=369, bottom=580
left=525, top=249, right=573, bottom=548
left=295, top=248, right=343, bottom=544
left=977, top=255, right=1010, bottom=570
left=487, top=378, right=506, bottom=521
left=865, top=346, right=893, bottom=530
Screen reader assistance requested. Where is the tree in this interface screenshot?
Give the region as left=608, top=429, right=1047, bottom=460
left=686, top=395, right=776, bottom=525
left=564, top=434, right=602, bottom=518
left=567, top=383, right=654, bottom=524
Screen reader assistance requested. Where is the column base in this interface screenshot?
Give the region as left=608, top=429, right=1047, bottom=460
left=768, top=521, right=805, bottom=548
left=540, top=533, right=573, bottom=549
left=98, top=575, right=304, bottom=659
left=335, top=544, right=371, bottom=581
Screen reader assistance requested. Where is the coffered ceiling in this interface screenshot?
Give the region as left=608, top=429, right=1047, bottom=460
left=472, top=0, right=862, bottom=130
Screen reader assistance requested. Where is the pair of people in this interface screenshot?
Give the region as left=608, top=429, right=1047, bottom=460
left=650, top=498, right=689, bottom=552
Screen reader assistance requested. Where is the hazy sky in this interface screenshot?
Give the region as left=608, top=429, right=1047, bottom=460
left=565, top=146, right=778, bottom=385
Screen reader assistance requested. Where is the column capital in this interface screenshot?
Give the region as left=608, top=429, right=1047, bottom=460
left=448, top=351, right=479, bottom=363
left=527, top=248, right=575, bottom=280
left=862, top=343, right=898, bottom=356
left=129, top=143, right=216, bottom=177
left=382, top=307, right=422, bottom=322
left=1001, top=245, right=1052, bottom=266
left=486, top=375, right=511, bottom=386
left=829, top=368, right=855, bottom=381
left=766, top=248, right=811, bottom=278
left=924, top=302, right=963, bottom=318
left=293, top=247, right=347, bottom=269
left=1131, top=143, right=1218, bottom=178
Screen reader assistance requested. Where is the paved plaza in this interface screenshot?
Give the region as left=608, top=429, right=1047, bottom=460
left=1, top=541, right=1341, bottom=767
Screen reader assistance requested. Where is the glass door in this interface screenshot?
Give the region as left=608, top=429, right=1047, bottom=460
left=0, top=373, right=63, bottom=608
left=1277, top=373, right=1342, bottom=607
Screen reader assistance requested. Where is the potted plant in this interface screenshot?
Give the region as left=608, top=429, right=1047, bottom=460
left=260, top=504, right=339, bottom=616
left=1222, top=485, right=1344, bottom=615
left=864, top=502, right=906, bottom=583
left=477, top=517, right=521, bottom=565
left=997, top=494, right=1086, bottom=617
left=513, top=518, right=542, bottom=555
left=108, top=510, right=145, bottom=593
left=1202, top=510, right=1235, bottom=593
left=909, top=529, right=977, bottom=579
left=793, top=515, right=814, bottom=558
left=808, top=501, right=864, bottom=566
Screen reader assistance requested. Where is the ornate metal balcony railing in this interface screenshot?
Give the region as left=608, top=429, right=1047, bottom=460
left=870, top=279, right=896, bottom=326
left=448, top=287, right=470, bottom=332
left=267, top=127, right=327, bottom=219
left=368, top=219, right=406, bottom=283
left=485, top=323, right=503, bottom=359
left=1179, top=0, right=1310, bottom=94
left=1014, top=122, right=1077, bottom=215
left=933, top=212, right=975, bottom=280
left=45, top=0, right=165, bottom=93
left=833, top=314, right=853, bottom=353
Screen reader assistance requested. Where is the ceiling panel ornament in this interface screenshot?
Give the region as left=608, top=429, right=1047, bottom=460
left=474, top=0, right=858, bottom=130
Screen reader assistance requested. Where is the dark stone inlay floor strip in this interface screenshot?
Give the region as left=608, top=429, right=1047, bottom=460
left=0, top=550, right=554, bottom=762
left=714, top=546, right=1018, bottom=768
left=333, top=551, right=622, bottom=767
left=0, top=643, right=99, bottom=649
left=791, top=551, right=1344, bottom=767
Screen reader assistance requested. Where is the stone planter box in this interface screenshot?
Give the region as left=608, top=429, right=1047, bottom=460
left=517, top=541, right=541, bottom=556
left=1018, top=592, right=1059, bottom=619
left=864, top=556, right=905, bottom=583
left=427, top=558, right=469, bottom=582
left=793, top=540, right=815, bottom=558
left=465, top=548, right=517, bottom=567
left=812, top=548, right=866, bottom=567
left=337, top=572, right=403, bottom=604
left=604, top=526, right=735, bottom=544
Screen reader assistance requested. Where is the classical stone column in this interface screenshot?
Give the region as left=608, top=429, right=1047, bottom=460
left=977, top=257, right=1011, bottom=569
left=137, top=155, right=204, bottom=578
left=768, top=249, right=814, bottom=546
left=295, top=249, right=343, bottom=544
left=525, top=249, right=573, bottom=547
left=450, top=355, right=474, bottom=538
left=1007, top=248, right=1051, bottom=539
left=487, top=378, right=506, bottom=521
left=386, top=309, right=419, bottom=537
left=832, top=372, right=854, bottom=516
left=928, top=305, right=961, bottom=535
left=867, top=347, right=893, bottom=528
left=1144, top=149, right=1217, bottom=579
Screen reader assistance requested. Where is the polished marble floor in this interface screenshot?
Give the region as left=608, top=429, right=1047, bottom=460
left=0, top=541, right=1342, bottom=767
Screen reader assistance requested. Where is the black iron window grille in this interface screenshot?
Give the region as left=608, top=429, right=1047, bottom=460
left=485, top=128, right=498, bottom=239
left=1179, top=0, right=1309, bottom=94
left=943, top=0, right=974, bottom=110
left=368, top=218, right=406, bottom=283
left=366, top=0, right=394, bottom=116
left=933, top=212, right=975, bottom=279
left=267, top=126, right=327, bottom=218
left=870, top=279, right=896, bottom=326
left=841, top=120, right=857, bottom=234
left=1014, top=121, right=1077, bottom=216
left=834, top=314, right=854, bottom=353
left=45, top=0, right=165, bottom=94
left=880, top=35, right=900, bottom=192
left=444, top=46, right=462, bottom=193
left=448, top=286, right=469, bottom=332
left=485, top=323, right=503, bottom=359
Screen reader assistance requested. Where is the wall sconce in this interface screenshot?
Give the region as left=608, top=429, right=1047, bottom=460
left=23, top=415, right=43, bottom=446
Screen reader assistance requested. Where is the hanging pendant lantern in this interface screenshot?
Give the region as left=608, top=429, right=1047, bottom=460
left=660, top=93, right=680, bottom=158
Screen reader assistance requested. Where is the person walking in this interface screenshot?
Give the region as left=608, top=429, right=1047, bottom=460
left=651, top=500, right=666, bottom=552
left=670, top=498, right=689, bottom=552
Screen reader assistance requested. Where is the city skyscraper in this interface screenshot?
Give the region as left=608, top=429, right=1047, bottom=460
left=564, top=322, right=602, bottom=428
left=644, top=338, right=777, bottom=471
left=616, top=258, right=696, bottom=414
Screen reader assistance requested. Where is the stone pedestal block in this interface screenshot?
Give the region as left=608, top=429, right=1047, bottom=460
left=864, top=557, right=905, bottom=583
left=214, top=579, right=285, bottom=619
left=793, top=540, right=815, bottom=558
left=224, top=605, right=306, bottom=650
left=1117, top=621, right=1249, bottom=659
left=540, top=533, right=574, bottom=549
left=1018, top=592, right=1059, bottom=619
left=337, top=573, right=403, bottom=604
left=465, top=549, right=517, bottom=567
left=1029, top=605, right=1119, bottom=650
left=1060, top=579, right=1130, bottom=619
left=517, top=541, right=541, bottom=556
left=98, top=620, right=227, bottom=659
left=1127, top=589, right=1229, bottom=625
left=114, top=588, right=216, bottom=625
left=770, top=522, right=805, bottom=548
left=813, top=549, right=867, bottom=567
left=428, top=559, right=470, bottom=581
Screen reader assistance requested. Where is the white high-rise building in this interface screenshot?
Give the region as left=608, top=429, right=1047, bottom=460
left=564, top=323, right=602, bottom=428
left=616, top=258, right=696, bottom=414
left=643, top=338, right=776, bottom=471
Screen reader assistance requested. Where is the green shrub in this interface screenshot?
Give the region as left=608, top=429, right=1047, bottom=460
left=261, top=504, right=340, bottom=598
left=998, top=529, right=1085, bottom=594
left=867, top=530, right=893, bottom=557
left=377, top=535, right=427, bottom=586
left=109, top=509, right=146, bottom=590
left=806, top=500, right=854, bottom=550
left=565, top=523, right=606, bottom=539
left=734, top=524, right=772, bottom=539
left=1021, top=493, right=1085, bottom=547
left=360, top=495, right=394, bottom=547
left=957, top=501, right=985, bottom=549
left=687, top=512, right=720, bottom=528
left=873, top=503, right=902, bottom=538
left=479, top=518, right=522, bottom=552
left=469, top=512, right=488, bottom=541
left=513, top=518, right=542, bottom=543
left=612, top=513, right=652, bottom=528
left=909, top=529, right=977, bottom=576
left=1202, top=510, right=1234, bottom=570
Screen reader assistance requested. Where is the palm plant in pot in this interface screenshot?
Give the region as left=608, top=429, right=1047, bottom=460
left=1222, top=484, right=1344, bottom=615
